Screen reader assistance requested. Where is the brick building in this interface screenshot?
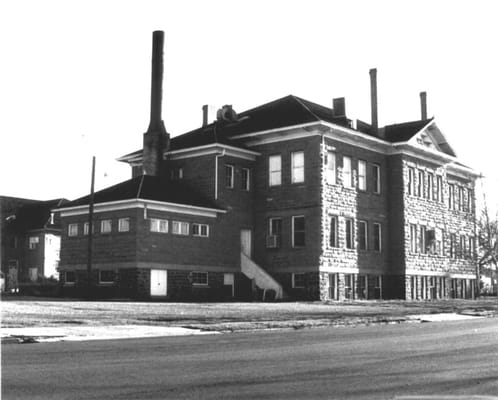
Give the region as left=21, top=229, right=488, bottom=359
left=1, top=196, right=67, bottom=291
left=55, top=32, right=478, bottom=301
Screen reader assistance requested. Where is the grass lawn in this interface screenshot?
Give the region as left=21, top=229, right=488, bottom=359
left=1, top=296, right=497, bottom=332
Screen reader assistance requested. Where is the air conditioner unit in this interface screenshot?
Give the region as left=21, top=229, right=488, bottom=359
left=266, top=235, right=279, bottom=248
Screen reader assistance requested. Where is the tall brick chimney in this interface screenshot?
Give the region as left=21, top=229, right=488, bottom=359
left=369, top=68, right=378, bottom=134
left=143, top=31, right=169, bottom=176
left=420, top=91, right=428, bottom=120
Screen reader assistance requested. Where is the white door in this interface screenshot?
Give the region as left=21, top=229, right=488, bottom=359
left=150, top=269, right=167, bottom=296
left=240, top=229, right=252, bottom=257
left=224, top=273, right=235, bottom=297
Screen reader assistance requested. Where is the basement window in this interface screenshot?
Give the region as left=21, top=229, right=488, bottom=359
left=99, top=270, right=116, bottom=284
left=292, top=273, right=305, bottom=288
left=191, top=271, right=208, bottom=286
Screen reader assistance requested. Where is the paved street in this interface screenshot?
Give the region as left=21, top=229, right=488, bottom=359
left=2, top=318, right=498, bottom=399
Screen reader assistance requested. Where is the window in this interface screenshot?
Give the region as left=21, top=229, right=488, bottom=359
left=292, top=273, right=305, bottom=288
left=29, top=267, right=38, bottom=282
left=329, top=273, right=338, bottom=300
left=436, top=175, right=443, bottom=202
left=118, top=218, right=130, bottom=232
left=65, top=271, right=76, bottom=284
left=459, top=235, right=466, bottom=259
left=345, top=218, right=354, bottom=249
left=191, top=271, right=208, bottom=285
left=468, top=236, right=474, bottom=259
left=268, top=218, right=282, bottom=248
left=408, top=167, right=415, bottom=195
left=373, top=223, right=381, bottom=252
left=291, top=151, right=304, bottom=183
left=101, top=219, right=112, bottom=234
left=427, top=173, right=434, bottom=200
left=172, top=221, right=189, bottom=235
left=329, top=215, right=338, bottom=247
left=358, top=160, right=366, bottom=191
left=83, top=222, right=89, bottom=236
left=372, top=164, right=381, bottom=194
left=417, top=170, right=424, bottom=197
left=450, top=233, right=457, bottom=258
left=241, top=168, right=250, bottom=191
left=150, top=218, right=168, bottom=233
left=426, top=229, right=436, bottom=254
left=419, top=225, right=427, bottom=254
left=374, top=276, right=383, bottom=299
left=170, top=168, right=183, bottom=180
left=448, top=184, right=455, bottom=210
left=68, top=224, right=78, bottom=237
left=292, top=216, right=305, bottom=247
left=358, top=220, right=368, bottom=250
left=410, top=224, right=417, bottom=253
left=357, top=275, right=367, bottom=299
left=99, top=270, right=116, bottom=284
left=29, top=236, right=40, bottom=249
left=458, top=187, right=464, bottom=211
left=192, top=223, right=209, bottom=237
left=342, top=156, right=352, bottom=188
left=467, top=189, right=473, bottom=212
left=344, top=274, right=354, bottom=299
left=9, top=236, right=18, bottom=248
left=225, top=164, right=234, bottom=188
left=326, top=151, right=336, bottom=184
left=269, top=155, right=282, bottom=186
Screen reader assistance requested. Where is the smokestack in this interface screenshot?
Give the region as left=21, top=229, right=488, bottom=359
left=369, top=68, right=378, bottom=134
left=143, top=31, right=169, bottom=176
left=202, top=104, right=216, bottom=127
left=420, top=91, right=427, bottom=120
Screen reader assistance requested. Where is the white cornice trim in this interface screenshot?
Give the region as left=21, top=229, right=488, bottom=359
left=229, top=122, right=321, bottom=139
left=54, top=198, right=226, bottom=218
left=166, top=143, right=259, bottom=161
left=405, top=269, right=476, bottom=279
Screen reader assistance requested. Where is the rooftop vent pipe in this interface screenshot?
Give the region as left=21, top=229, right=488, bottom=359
left=369, top=68, right=378, bottom=134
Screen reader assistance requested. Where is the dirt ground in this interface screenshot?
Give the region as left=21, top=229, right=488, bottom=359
left=2, top=296, right=497, bottom=332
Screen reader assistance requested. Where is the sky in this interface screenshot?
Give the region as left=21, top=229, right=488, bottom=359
left=1, top=0, right=497, bottom=215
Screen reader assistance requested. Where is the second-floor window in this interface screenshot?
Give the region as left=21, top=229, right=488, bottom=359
left=68, top=224, right=78, bottom=237
left=408, top=167, right=415, bottom=195
left=192, top=223, right=209, bottom=237
left=269, top=155, right=282, bottom=186
left=268, top=218, right=282, bottom=248
left=345, top=218, right=354, bottom=249
left=225, top=165, right=234, bottom=188
left=329, top=216, right=338, bottom=247
left=373, top=223, right=381, bottom=252
left=241, top=168, right=250, bottom=191
left=291, top=151, right=304, bottom=183
left=150, top=218, right=168, bottom=233
left=448, top=184, right=455, bottom=210
left=427, top=173, right=434, bottom=200
left=343, top=156, right=352, bottom=188
left=372, top=164, right=381, bottom=194
left=172, top=221, right=189, bottom=235
left=118, top=218, right=130, bottom=232
left=417, top=170, right=425, bottom=197
left=292, top=216, right=305, bottom=247
left=101, top=219, right=112, bottom=234
left=410, top=224, right=417, bottom=252
left=358, top=160, right=366, bottom=191
left=436, top=175, right=443, bottom=202
left=326, top=151, right=336, bottom=184
left=358, top=220, right=368, bottom=250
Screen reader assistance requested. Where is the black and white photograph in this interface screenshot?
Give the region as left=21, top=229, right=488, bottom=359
left=1, top=1, right=497, bottom=399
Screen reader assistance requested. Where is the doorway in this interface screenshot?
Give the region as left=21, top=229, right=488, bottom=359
left=150, top=269, right=167, bottom=296
left=240, top=229, right=252, bottom=257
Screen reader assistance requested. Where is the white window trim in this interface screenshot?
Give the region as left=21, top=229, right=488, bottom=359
left=192, top=223, right=209, bottom=237
left=150, top=218, right=168, bottom=233
left=225, top=164, right=234, bottom=188
left=172, top=221, right=189, bottom=236
left=292, top=273, right=305, bottom=288
left=101, top=219, right=112, bottom=234
left=269, top=154, right=282, bottom=187
left=358, top=160, right=366, bottom=191
left=118, top=218, right=130, bottom=232
left=373, top=223, right=382, bottom=252
left=292, top=215, right=305, bottom=248
left=373, top=164, right=381, bottom=194
left=343, top=156, right=352, bottom=188
left=68, top=224, right=78, bottom=237
left=326, top=151, right=337, bottom=185
left=241, top=168, right=251, bottom=191
left=291, top=151, right=305, bottom=184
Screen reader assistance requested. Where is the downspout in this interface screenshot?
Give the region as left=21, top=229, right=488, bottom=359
left=215, top=148, right=226, bottom=200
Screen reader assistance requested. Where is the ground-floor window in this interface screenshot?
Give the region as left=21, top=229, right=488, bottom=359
left=329, top=273, right=338, bottom=300
left=373, top=276, right=382, bottom=299
left=357, top=274, right=367, bottom=299
left=65, top=271, right=76, bottom=284
left=191, top=271, right=208, bottom=286
left=344, top=274, right=354, bottom=299
left=292, top=273, right=305, bottom=288
left=99, top=270, right=116, bottom=284
left=29, top=267, right=38, bottom=282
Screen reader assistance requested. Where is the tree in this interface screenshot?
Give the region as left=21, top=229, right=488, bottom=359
left=477, top=208, right=498, bottom=295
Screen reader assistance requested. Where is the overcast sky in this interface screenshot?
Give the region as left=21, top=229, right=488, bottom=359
left=1, top=0, right=497, bottom=213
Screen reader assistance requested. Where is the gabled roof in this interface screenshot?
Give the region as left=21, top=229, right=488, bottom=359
left=118, top=95, right=351, bottom=161
left=6, top=198, right=68, bottom=232
left=383, top=119, right=434, bottom=143
left=60, top=175, right=221, bottom=211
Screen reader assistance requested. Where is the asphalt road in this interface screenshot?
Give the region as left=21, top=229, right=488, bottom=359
left=2, top=318, right=498, bottom=400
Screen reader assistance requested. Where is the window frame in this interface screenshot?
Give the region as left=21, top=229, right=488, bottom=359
left=417, top=170, right=425, bottom=197
left=427, top=172, right=434, bottom=200
left=345, top=218, right=354, bottom=249
left=329, top=215, right=338, bottom=248
left=65, top=271, right=76, bottom=285
left=191, top=271, right=208, bottom=286
left=342, top=156, right=352, bottom=188
left=192, top=223, right=209, bottom=237
left=68, top=224, right=78, bottom=238
left=118, top=218, right=130, bottom=232
left=99, top=270, right=116, bottom=284
left=372, top=163, right=381, bottom=194
left=410, top=224, right=417, bottom=253
left=408, top=167, right=415, bottom=195
left=100, top=219, right=112, bottom=234
left=373, top=222, right=382, bottom=252
left=358, top=160, right=367, bottom=191
left=292, top=215, right=305, bottom=248
left=241, top=168, right=250, bottom=191
left=269, top=154, right=282, bottom=187
left=358, top=220, right=368, bottom=250
left=225, top=164, right=234, bottom=189
left=292, top=273, right=306, bottom=289
left=291, top=151, right=305, bottom=184
left=326, top=151, right=336, bottom=185
left=172, top=221, right=189, bottom=236
left=150, top=218, right=168, bottom=233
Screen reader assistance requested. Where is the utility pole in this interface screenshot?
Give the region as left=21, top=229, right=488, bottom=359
left=87, top=156, right=96, bottom=300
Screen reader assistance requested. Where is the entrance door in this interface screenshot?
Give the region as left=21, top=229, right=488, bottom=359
left=223, top=273, right=235, bottom=298
left=150, top=269, right=167, bottom=296
left=240, top=229, right=252, bottom=257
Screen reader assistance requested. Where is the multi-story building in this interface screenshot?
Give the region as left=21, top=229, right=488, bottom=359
left=1, top=196, right=67, bottom=291
left=55, top=32, right=478, bottom=301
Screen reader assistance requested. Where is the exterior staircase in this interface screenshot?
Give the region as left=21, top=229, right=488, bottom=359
left=240, top=252, right=284, bottom=300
